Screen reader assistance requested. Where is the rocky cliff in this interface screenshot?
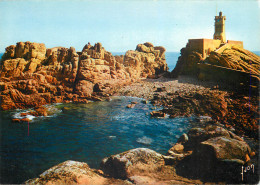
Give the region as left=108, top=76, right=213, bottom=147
left=0, top=41, right=168, bottom=111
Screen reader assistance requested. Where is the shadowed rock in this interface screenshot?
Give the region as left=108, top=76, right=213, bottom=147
left=167, top=125, right=256, bottom=183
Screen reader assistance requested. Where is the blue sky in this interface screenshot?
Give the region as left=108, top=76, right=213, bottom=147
left=0, top=0, right=259, bottom=52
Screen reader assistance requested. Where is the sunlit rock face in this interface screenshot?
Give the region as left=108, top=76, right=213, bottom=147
left=0, top=41, right=168, bottom=110
left=171, top=45, right=260, bottom=85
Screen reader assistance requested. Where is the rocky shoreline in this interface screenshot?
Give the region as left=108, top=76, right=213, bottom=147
left=25, top=124, right=258, bottom=184
left=0, top=41, right=259, bottom=184
left=113, top=76, right=259, bottom=140
left=23, top=75, right=259, bottom=184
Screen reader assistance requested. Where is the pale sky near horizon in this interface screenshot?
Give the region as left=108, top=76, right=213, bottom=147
left=0, top=0, right=259, bottom=53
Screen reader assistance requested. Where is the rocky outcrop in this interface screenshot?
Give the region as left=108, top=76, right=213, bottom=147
left=167, top=125, right=248, bottom=161
left=167, top=125, right=256, bottom=183
left=151, top=88, right=259, bottom=139
left=2, top=42, right=46, bottom=61
left=154, top=89, right=228, bottom=120
left=25, top=149, right=200, bottom=185
left=25, top=160, right=131, bottom=185
left=124, top=42, right=168, bottom=79
left=100, top=148, right=165, bottom=179
left=206, top=46, right=260, bottom=76
left=171, top=46, right=260, bottom=86
left=171, top=48, right=202, bottom=78
left=0, top=41, right=168, bottom=111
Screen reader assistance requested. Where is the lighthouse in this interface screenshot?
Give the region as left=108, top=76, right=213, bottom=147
left=214, top=11, right=226, bottom=43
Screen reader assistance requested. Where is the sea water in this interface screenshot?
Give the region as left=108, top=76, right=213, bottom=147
left=0, top=97, right=196, bottom=183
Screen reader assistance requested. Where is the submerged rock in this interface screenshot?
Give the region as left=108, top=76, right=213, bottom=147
left=126, top=103, right=136, bottom=108
left=20, top=118, right=31, bottom=122
left=150, top=110, right=166, bottom=118
left=12, top=118, right=20, bottom=123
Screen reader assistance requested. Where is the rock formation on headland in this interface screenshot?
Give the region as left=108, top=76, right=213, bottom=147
left=25, top=125, right=258, bottom=184
left=171, top=11, right=260, bottom=88
left=0, top=41, right=167, bottom=111
left=171, top=46, right=260, bottom=82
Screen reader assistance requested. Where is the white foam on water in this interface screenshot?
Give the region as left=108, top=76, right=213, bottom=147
left=12, top=104, right=63, bottom=122
left=52, top=103, right=63, bottom=105
left=13, top=112, right=24, bottom=119
left=26, top=115, right=36, bottom=121
left=112, top=114, right=133, bottom=121
left=12, top=111, right=36, bottom=121
left=112, top=96, right=144, bottom=100
left=108, top=136, right=116, bottom=139
left=175, top=135, right=180, bottom=139
left=136, top=136, right=153, bottom=145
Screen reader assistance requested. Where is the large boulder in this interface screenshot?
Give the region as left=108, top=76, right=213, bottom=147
left=4, top=42, right=47, bottom=61
left=1, top=45, right=16, bottom=59
left=185, top=125, right=231, bottom=147
left=124, top=43, right=168, bottom=78
left=168, top=125, right=250, bottom=158
left=25, top=160, right=130, bottom=185
left=169, top=125, right=254, bottom=183
left=198, top=136, right=251, bottom=162
left=100, top=148, right=165, bottom=179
